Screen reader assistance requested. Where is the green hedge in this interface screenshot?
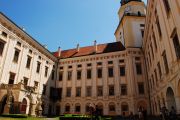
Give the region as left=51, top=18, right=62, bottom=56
left=0, top=114, right=28, bottom=118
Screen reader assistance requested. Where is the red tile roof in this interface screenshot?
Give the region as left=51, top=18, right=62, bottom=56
left=53, top=42, right=125, bottom=59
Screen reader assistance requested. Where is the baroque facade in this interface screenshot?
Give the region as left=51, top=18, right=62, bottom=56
left=143, top=0, right=180, bottom=115
left=0, top=0, right=179, bottom=116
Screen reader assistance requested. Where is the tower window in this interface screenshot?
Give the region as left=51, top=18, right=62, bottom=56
left=109, top=85, right=114, bottom=96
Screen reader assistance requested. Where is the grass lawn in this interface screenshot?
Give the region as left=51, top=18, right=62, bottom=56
left=0, top=117, right=47, bottom=120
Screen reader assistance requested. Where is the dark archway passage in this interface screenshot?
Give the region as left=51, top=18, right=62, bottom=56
left=0, top=96, right=7, bottom=114
left=20, top=98, right=27, bottom=114
left=166, top=87, right=176, bottom=110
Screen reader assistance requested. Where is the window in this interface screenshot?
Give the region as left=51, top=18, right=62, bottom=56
left=51, top=70, right=55, bottom=80
left=108, top=61, right=113, bottom=64
left=77, top=64, right=82, bottom=68
left=97, top=68, right=102, bottom=78
left=136, top=63, right=142, bottom=75
left=75, top=105, right=81, bottom=112
left=36, top=62, right=41, bottom=73
left=1, top=31, right=7, bottom=38
left=38, top=56, right=41, bottom=60
left=68, top=65, right=72, bottom=69
left=87, top=69, right=91, bottom=79
left=140, top=24, right=145, bottom=27
left=109, top=85, right=114, bottom=96
left=0, top=40, right=5, bottom=56
left=157, top=62, right=162, bottom=78
left=87, top=63, right=91, bottom=67
left=163, top=0, right=170, bottom=14
left=119, top=59, right=124, bottom=63
left=141, top=30, right=144, bottom=37
left=108, top=67, right=114, bottom=77
left=42, top=85, right=46, bottom=95
left=59, top=72, right=63, bottom=81
left=76, top=87, right=81, bottom=97
left=65, top=105, right=70, bottom=112
left=138, top=83, right=145, bottom=95
left=162, top=51, right=169, bottom=74
left=13, top=49, right=20, bottom=63
left=172, top=33, right=180, bottom=59
left=156, top=17, right=162, bottom=37
left=86, top=86, right=92, bottom=97
left=97, top=86, right=103, bottom=96
left=77, top=70, right=81, bottom=80
left=16, top=41, right=21, bottom=47
left=121, top=84, right=127, bottom=95
left=60, top=66, right=64, bottom=69
left=109, top=104, right=115, bottom=112
left=45, top=66, right=48, bottom=77
left=29, top=49, right=32, bottom=54
left=120, top=66, right=125, bottom=76
left=8, top=73, right=15, bottom=84
left=66, top=88, right=71, bottom=97
left=23, top=77, right=28, bottom=86
left=26, top=56, right=31, bottom=68
left=97, top=62, right=102, bottom=66
left=67, top=71, right=72, bottom=80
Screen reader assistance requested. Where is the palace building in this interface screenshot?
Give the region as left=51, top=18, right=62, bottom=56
left=0, top=0, right=179, bottom=116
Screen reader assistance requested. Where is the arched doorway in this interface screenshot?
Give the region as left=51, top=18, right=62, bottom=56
left=97, top=102, right=103, bottom=115
left=166, top=87, right=176, bottom=110
left=20, top=98, right=27, bottom=114
left=0, top=95, right=7, bottom=114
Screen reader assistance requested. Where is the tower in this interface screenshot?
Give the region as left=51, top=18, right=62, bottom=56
left=115, top=0, right=146, bottom=48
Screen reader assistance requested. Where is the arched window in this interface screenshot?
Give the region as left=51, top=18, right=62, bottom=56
left=75, top=103, right=81, bottom=113
left=65, top=103, right=70, bottom=113
left=109, top=102, right=115, bottom=112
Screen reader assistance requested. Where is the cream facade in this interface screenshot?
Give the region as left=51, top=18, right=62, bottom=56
left=0, top=13, right=57, bottom=116
left=143, top=0, right=180, bottom=115
left=56, top=47, right=148, bottom=116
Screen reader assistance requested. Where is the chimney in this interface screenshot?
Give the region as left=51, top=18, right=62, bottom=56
left=94, top=40, right=97, bottom=52
left=76, top=43, right=80, bottom=52
left=58, top=47, right=61, bottom=57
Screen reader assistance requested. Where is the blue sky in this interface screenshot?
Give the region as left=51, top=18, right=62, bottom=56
left=0, top=0, right=147, bottom=52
